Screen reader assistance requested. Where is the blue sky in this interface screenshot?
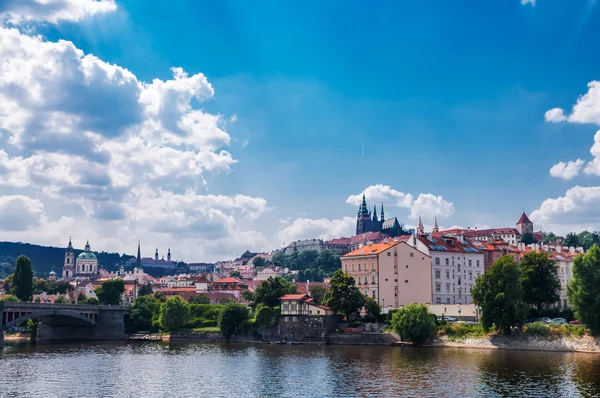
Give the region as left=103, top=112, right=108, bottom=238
left=1, top=0, right=600, bottom=261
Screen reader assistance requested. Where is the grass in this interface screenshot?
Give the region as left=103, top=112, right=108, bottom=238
left=437, top=323, right=486, bottom=342
left=522, top=322, right=587, bottom=338
left=174, top=326, right=220, bottom=334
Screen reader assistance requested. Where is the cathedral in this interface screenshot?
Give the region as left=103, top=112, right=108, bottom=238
left=62, top=238, right=99, bottom=281
left=355, top=194, right=408, bottom=237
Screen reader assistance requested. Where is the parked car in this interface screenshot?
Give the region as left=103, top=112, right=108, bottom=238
left=525, top=318, right=539, bottom=324
left=569, top=320, right=581, bottom=325
left=437, top=316, right=456, bottom=322
left=550, top=318, right=567, bottom=324
left=539, top=317, right=552, bottom=323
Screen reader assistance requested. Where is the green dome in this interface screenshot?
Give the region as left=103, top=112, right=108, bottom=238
left=78, top=251, right=97, bottom=260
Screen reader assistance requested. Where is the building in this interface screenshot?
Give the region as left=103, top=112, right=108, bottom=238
left=48, top=271, right=57, bottom=282
left=188, top=263, right=214, bottom=273
left=62, top=238, right=99, bottom=281
left=355, top=194, right=410, bottom=238
left=341, top=241, right=432, bottom=312
left=256, top=266, right=285, bottom=281
left=348, top=231, right=391, bottom=252
left=516, top=212, right=534, bottom=237
left=125, top=247, right=177, bottom=268
left=209, top=277, right=248, bottom=302
left=408, top=234, right=485, bottom=305
left=324, top=238, right=351, bottom=254
left=469, top=238, right=521, bottom=270
left=283, top=239, right=325, bottom=253
left=280, top=294, right=333, bottom=316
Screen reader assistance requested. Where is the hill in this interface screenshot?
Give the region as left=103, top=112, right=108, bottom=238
left=0, top=241, right=134, bottom=279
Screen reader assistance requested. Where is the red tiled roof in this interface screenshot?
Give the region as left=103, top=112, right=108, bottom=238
left=280, top=294, right=309, bottom=300
left=517, top=212, right=533, bottom=225
left=462, top=228, right=520, bottom=237
left=343, top=241, right=400, bottom=257
left=417, top=235, right=482, bottom=254
left=326, top=237, right=351, bottom=245
left=160, top=287, right=197, bottom=292
left=215, top=277, right=242, bottom=283
left=349, top=231, right=390, bottom=245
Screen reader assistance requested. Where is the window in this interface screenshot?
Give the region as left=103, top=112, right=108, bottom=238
left=457, top=265, right=461, bottom=272
left=435, top=270, right=441, bottom=279
left=446, top=270, right=450, bottom=279
left=410, top=252, right=414, bottom=257
left=365, top=288, right=368, bottom=295
left=446, top=284, right=451, bottom=293
left=317, top=310, right=321, bottom=315
left=372, top=291, right=376, bottom=298
left=469, top=271, right=472, bottom=280
left=372, top=263, right=375, bottom=270
left=358, top=276, right=362, bottom=284
left=446, top=298, right=451, bottom=304
left=372, top=276, right=375, bottom=284
left=358, top=264, right=361, bottom=271
left=435, top=257, right=440, bottom=265
left=436, top=283, right=441, bottom=292
left=468, top=260, right=472, bottom=266
left=445, top=258, right=449, bottom=265
left=436, top=297, right=441, bottom=304
left=345, top=264, right=348, bottom=272
left=394, top=252, right=397, bottom=257
left=458, top=278, right=461, bottom=286
left=309, top=310, right=313, bottom=315
left=352, top=264, right=355, bottom=271
left=387, top=252, right=391, bottom=257
left=476, top=260, right=480, bottom=267
left=405, top=280, right=408, bottom=283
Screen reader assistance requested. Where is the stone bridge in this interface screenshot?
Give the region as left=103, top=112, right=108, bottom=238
left=0, top=301, right=131, bottom=347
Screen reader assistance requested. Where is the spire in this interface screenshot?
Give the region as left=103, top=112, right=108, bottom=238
left=155, top=248, right=159, bottom=261
left=84, top=239, right=90, bottom=252
left=380, top=203, right=385, bottom=222
left=372, top=205, right=378, bottom=222
left=167, top=247, right=171, bottom=262
left=136, top=240, right=142, bottom=269
left=433, top=217, right=439, bottom=233
left=417, top=216, right=424, bottom=235
left=360, top=193, right=369, bottom=216
left=67, top=236, right=73, bottom=252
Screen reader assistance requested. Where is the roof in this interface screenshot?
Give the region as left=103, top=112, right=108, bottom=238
left=280, top=294, right=310, bottom=300
left=77, top=251, right=97, bottom=260
left=343, top=241, right=400, bottom=257
left=349, top=231, right=390, bottom=245
left=517, top=212, right=533, bottom=225
left=382, top=217, right=400, bottom=230
left=215, top=277, right=242, bottom=283
left=417, top=235, right=482, bottom=254
left=160, top=287, right=197, bottom=292
left=462, top=228, right=520, bottom=237
left=326, top=237, right=351, bottom=245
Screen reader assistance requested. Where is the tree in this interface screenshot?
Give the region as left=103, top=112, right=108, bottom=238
left=316, top=250, right=342, bottom=274
left=95, top=279, right=125, bottom=305
left=391, top=303, right=436, bottom=345
left=159, top=296, right=191, bottom=331
left=519, top=251, right=560, bottom=311
left=188, top=295, right=210, bottom=304
left=253, top=277, right=298, bottom=308
left=131, top=295, right=161, bottom=332
left=323, top=270, right=364, bottom=320
left=138, top=283, right=154, bottom=297
left=219, top=303, right=250, bottom=340
left=86, top=297, right=99, bottom=305
left=1, top=294, right=18, bottom=302
left=564, top=233, right=579, bottom=248
left=54, top=295, right=68, bottom=304
left=578, top=231, right=599, bottom=251
left=47, top=280, right=73, bottom=295
left=521, top=232, right=536, bottom=245
left=252, top=256, right=267, bottom=269
left=13, top=255, right=33, bottom=302
left=230, top=270, right=241, bottom=279
left=364, top=296, right=381, bottom=320
left=542, top=231, right=558, bottom=244
left=471, top=256, right=527, bottom=333
left=33, top=278, right=49, bottom=294
left=77, top=292, right=87, bottom=304
left=241, top=290, right=255, bottom=303
left=253, top=304, right=279, bottom=330
left=568, top=244, right=600, bottom=336
left=34, top=296, right=41, bottom=303
left=309, top=285, right=327, bottom=304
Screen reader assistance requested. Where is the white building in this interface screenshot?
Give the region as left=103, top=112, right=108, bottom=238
left=283, top=239, right=325, bottom=253
left=408, top=234, right=485, bottom=305
left=256, top=266, right=285, bottom=281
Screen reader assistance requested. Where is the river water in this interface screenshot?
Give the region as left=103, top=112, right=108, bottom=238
left=1, top=342, right=600, bottom=397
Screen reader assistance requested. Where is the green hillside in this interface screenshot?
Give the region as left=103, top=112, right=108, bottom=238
left=0, top=241, right=134, bottom=279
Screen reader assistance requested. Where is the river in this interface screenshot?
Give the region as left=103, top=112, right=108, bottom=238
left=1, top=342, right=600, bottom=397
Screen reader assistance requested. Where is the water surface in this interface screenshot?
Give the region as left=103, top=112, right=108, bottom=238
left=1, top=342, right=600, bottom=397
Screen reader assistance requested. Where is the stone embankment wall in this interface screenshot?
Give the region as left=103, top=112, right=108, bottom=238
left=432, top=334, right=600, bottom=353
left=328, top=332, right=398, bottom=345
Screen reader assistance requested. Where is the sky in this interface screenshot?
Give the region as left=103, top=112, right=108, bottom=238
left=1, top=0, right=600, bottom=262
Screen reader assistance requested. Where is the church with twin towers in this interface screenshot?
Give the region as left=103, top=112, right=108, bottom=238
left=355, top=194, right=410, bottom=238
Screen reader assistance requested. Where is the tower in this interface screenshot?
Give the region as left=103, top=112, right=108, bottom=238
left=62, top=237, right=75, bottom=281
left=356, top=194, right=373, bottom=235
left=167, top=248, right=171, bottom=262
left=417, top=217, right=424, bottom=235
left=136, top=241, right=142, bottom=270
left=155, top=248, right=159, bottom=261
left=516, top=212, right=534, bottom=237
left=372, top=205, right=378, bottom=222
left=433, top=217, right=439, bottom=233
left=380, top=203, right=385, bottom=222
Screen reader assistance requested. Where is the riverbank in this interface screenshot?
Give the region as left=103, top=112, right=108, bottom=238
left=4, top=333, right=32, bottom=343
left=429, top=334, right=600, bottom=353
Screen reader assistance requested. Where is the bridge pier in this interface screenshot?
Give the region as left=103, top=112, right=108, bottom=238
left=36, top=309, right=127, bottom=343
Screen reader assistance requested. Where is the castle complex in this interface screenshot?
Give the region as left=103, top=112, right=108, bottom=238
left=355, top=194, right=408, bottom=238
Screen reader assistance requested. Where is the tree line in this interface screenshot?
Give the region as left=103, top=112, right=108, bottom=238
left=252, top=249, right=342, bottom=283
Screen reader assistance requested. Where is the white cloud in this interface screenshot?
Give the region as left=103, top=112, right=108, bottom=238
left=0, top=195, right=45, bottom=230
left=531, top=186, right=600, bottom=233
left=521, top=0, right=536, bottom=4
left=346, top=184, right=454, bottom=220
left=0, top=0, right=117, bottom=24
left=277, top=217, right=355, bottom=244
left=545, top=81, right=600, bottom=125
left=549, top=159, right=585, bottom=180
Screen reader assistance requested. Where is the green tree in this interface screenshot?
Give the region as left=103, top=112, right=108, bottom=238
left=218, top=302, right=250, bottom=340
left=253, top=304, right=279, bottom=330
left=364, top=296, right=381, bottom=320
left=131, top=295, right=161, bottom=332
left=188, top=295, right=210, bottom=304
left=86, top=297, right=99, bottom=305
left=53, top=295, right=68, bottom=304
left=47, top=280, right=73, bottom=295
left=34, top=296, right=41, bottom=303
left=520, top=251, right=560, bottom=311
left=568, top=244, right=600, bottom=336
left=521, top=232, right=536, bottom=245
left=564, top=233, right=580, bottom=248
left=159, top=296, right=191, bottom=331
left=77, top=292, right=87, bottom=304
left=316, top=250, right=342, bottom=274
left=471, top=256, right=527, bottom=333
left=1, top=294, right=19, bottom=302
left=252, top=256, right=267, bottom=269
left=13, top=255, right=33, bottom=302
left=309, top=285, right=327, bottom=304
left=241, top=290, right=255, bottom=303
left=391, top=303, right=436, bottom=345
left=95, top=279, right=125, bottom=305
left=33, top=278, right=49, bottom=294
left=578, top=231, right=598, bottom=251
left=542, top=231, right=558, bottom=244
left=138, top=283, right=154, bottom=297
left=230, top=270, right=241, bottom=279
left=323, top=270, right=364, bottom=320
left=253, top=277, right=298, bottom=308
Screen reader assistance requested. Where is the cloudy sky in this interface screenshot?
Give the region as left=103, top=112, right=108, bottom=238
left=1, top=0, right=600, bottom=262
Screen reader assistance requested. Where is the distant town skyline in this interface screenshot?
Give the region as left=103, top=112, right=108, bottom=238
left=1, top=1, right=600, bottom=261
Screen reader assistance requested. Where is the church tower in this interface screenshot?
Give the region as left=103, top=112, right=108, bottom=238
left=356, top=194, right=372, bottom=235
left=136, top=241, right=142, bottom=270
left=62, top=237, right=75, bottom=281
left=433, top=217, right=439, bottom=233
left=380, top=203, right=385, bottom=222
left=167, top=248, right=171, bottom=262
left=417, top=217, right=425, bottom=235
left=155, top=248, right=159, bottom=261
left=516, top=212, right=534, bottom=237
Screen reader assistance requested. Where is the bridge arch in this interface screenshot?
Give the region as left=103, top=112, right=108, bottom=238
left=3, top=310, right=96, bottom=329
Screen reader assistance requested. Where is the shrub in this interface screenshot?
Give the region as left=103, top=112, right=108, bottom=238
left=525, top=322, right=550, bottom=336
left=391, top=303, right=436, bottom=345
left=1, top=295, right=19, bottom=302
left=218, top=303, right=249, bottom=340
left=439, top=323, right=486, bottom=340
left=159, top=296, right=191, bottom=332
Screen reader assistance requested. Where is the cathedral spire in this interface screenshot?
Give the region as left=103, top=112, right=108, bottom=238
left=417, top=216, right=424, bottom=235
left=67, top=236, right=73, bottom=252
left=380, top=203, right=385, bottom=222
left=433, top=217, right=439, bottom=233
left=155, top=248, right=159, bottom=261
left=372, top=205, right=378, bottom=222
left=136, top=240, right=142, bottom=269
left=360, top=193, right=368, bottom=215
left=167, top=247, right=171, bottom=262
left=84, top=239, right=90, bottom=252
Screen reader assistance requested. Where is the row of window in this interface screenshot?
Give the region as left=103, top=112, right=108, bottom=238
left=435, top=270, right=479, bottom=280
left=344, top=263, right=377, bottom=272
left=357, top=276, right=376, bottom=285
left=434, top=257, right=480, bottom=267
left=435, top=297, right=471, bottom=304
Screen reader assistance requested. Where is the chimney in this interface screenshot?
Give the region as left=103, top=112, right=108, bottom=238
left=556, top=245, right=561, bottom=253
left=569, top=247, right=575, bottom=254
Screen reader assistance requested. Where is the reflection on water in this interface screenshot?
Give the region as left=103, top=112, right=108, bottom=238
left=1, top=342, right=600, bottom=397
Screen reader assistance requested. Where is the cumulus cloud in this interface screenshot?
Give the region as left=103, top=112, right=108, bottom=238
left=277, top=217, right=355, bottom=244
left=549, top=159, right=585, bottom=180
left=0, top=0, right=117, bottom=24
left=531, top=186, right=600, bottom=233
left=346, top=184, right=454, bottom=220
left=545, top=108, right=567, bottom=123
left=0, top=26, right=270, bottom=261
left=0, top=195, right=45, bottom=230
left=545, top=81, right=600, bottom=125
